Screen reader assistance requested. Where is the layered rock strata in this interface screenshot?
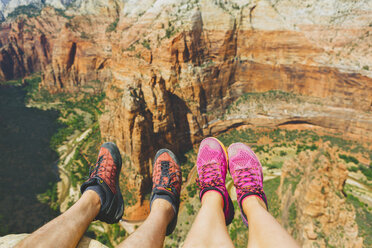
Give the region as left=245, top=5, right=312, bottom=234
left=0, top=0, right=371, bottom=214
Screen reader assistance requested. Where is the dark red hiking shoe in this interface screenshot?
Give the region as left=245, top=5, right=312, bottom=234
left=81, top=142, right=124, bottom=224
left=150, top=149, right=182, bottom=236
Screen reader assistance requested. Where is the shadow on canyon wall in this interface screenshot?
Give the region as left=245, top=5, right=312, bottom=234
left=0, top=85, right=60, bottom=235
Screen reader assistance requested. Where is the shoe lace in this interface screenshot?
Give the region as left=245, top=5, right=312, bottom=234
left=196, top=161, right=224, bottom=190
left=88, top=155, right=106, bottom=178
left=155, top=161, right=181, bottom=189
left=234, top=168, right=264, bottom=195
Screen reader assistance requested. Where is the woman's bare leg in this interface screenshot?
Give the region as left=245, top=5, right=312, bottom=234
left=183, top=191, right=234, bottom=248
left=243, top=196, right=299, bottom=248
left=117, top=199, right=174, bottom=248
left=16, top=190, right=100, bottom=248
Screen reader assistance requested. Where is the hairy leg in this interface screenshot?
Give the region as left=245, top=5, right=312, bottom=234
left=183, top=191, right=234, bottom=248
left=117, top=199, right=174, bottom=248
left=244, top=196, right=299, bottom=248
left=16, top=190, right=100, bottom=248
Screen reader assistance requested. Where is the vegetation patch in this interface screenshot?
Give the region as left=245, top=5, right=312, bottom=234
left=106, top=17, right=119, bottom=32
left=358, top=164, right=372, bottom=181
left=339, top=154, right=359, bottom=165
left=346, top=194, right=372, bottom=247
left=263, top=177, right=282, bottom=219
left=165, top=21, right=176, bottom=39
left=54, top=8, right=74, bottom=20
left=8, top=4, right=41, bottom=19
left=141, top=39, right=151, bottom=50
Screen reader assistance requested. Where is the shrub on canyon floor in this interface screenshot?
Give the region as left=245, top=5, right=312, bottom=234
left=358, top=164, right=372, bottom=181
left=338, top=154, right=359, bottom=165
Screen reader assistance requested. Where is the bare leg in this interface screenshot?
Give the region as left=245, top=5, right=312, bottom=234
left=117, top=199, right=174, bottom=248
left=16, top=190, right=100, bottom=248
left=243, top=196, right=299, bottom=248
left=183, top=191, right=234, bottom=248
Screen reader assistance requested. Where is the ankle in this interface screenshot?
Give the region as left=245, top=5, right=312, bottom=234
left=201, top=190, right=224, bottom=209
left=83, top=190, right=101, bottom=208
left=75, top=190, right=101, bottom=218
left=151, top=199, right=175, bottom=221
left=242, top=195, right=267, bottom=215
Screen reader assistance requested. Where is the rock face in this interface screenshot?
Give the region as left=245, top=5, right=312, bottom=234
left=0, top=11, right=55, bottom=81
left=0, top=0, right=371, bottom=216
left=278, top=143, right=363, bottom=247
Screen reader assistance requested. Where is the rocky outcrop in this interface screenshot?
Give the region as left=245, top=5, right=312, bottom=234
left=278, top=143, right=363, bottom=247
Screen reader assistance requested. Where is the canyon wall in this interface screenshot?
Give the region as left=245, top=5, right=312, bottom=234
left=279, top=143, right=363, bottom=247
left=0, top=0, right=371, bottom=210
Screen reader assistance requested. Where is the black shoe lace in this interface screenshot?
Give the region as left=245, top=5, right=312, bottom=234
left=87, top=155, right=105, bottom=179
left=155, top=161, right=181, bottom=189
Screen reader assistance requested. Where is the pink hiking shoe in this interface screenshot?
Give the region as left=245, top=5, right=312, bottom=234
left=228, top=142, right=268, bottom=227
left=196, top=137, right=234, bottom=225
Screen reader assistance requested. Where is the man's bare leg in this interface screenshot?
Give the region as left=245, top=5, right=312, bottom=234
left=16, top=190, right=100, bottom=248
left=117, top=199, right=174, bottom=248
left=243, top=196, right=299, bottom=248
left=183, top=191, right=234, bottom=248
left=117, top=149, right=182, bottom=248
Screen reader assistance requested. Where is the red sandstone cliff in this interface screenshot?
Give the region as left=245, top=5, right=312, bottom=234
left=0, top=0, right=371, bottom=213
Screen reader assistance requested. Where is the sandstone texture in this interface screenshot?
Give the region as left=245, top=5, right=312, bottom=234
left=0, top=0, right=371, bottom=218
left=279, top=143, right=363, bottom=248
